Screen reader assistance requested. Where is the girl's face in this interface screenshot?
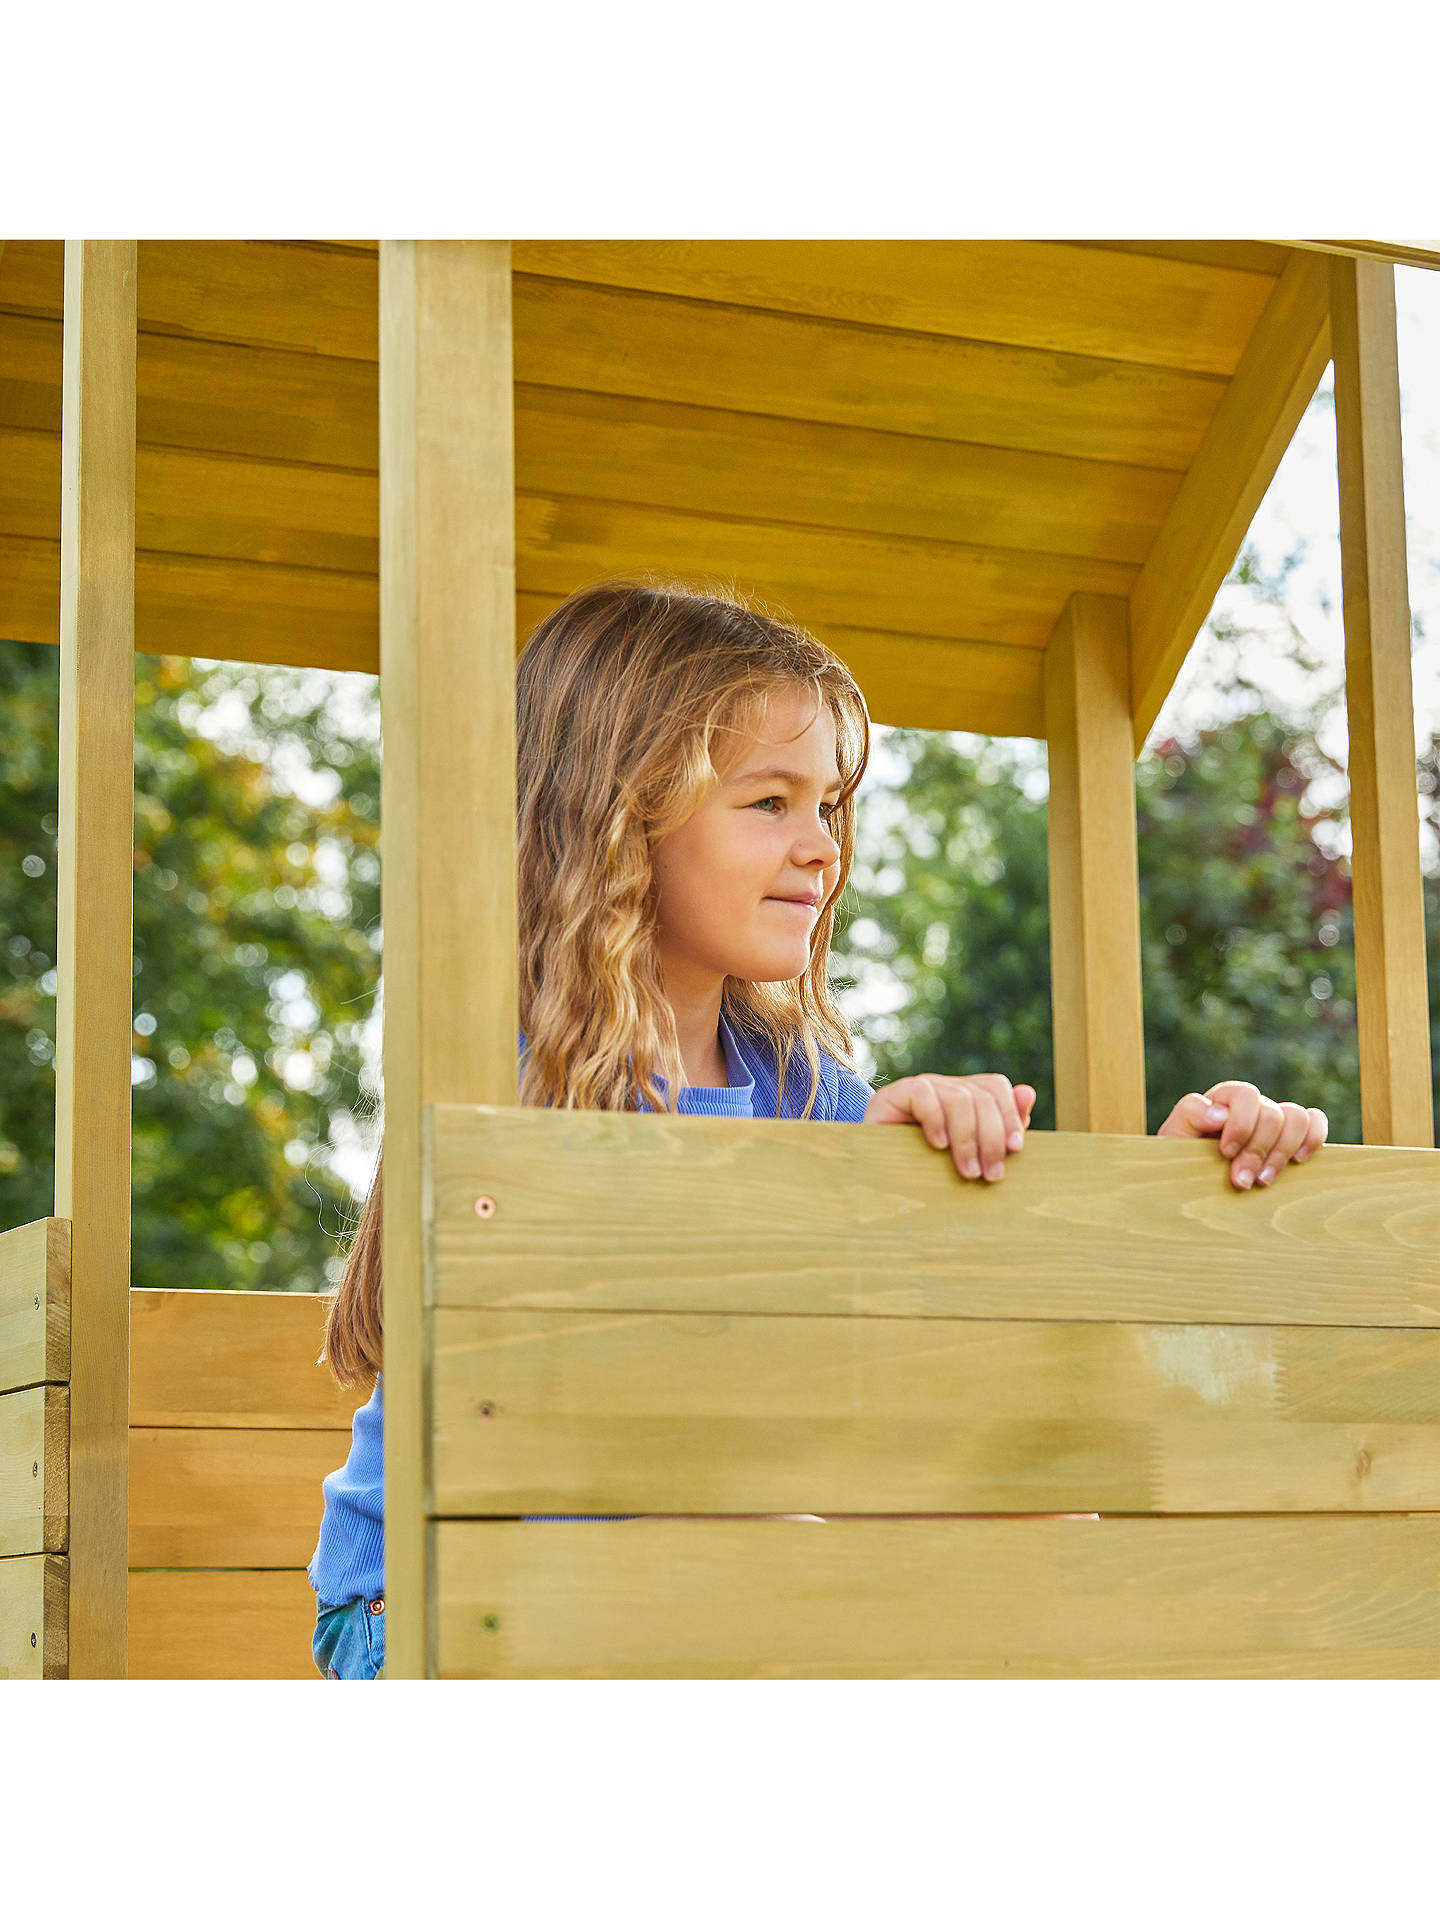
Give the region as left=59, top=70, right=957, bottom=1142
left=652, top=688, right=845, bottom=993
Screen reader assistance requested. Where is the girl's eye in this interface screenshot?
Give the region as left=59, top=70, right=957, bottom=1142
left=751, top=797, right=840, bottom=818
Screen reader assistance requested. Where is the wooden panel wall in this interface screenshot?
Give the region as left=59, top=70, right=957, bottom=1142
left=0, top=1219, right=72, bottom=1679
left=126, top=1289, right=364, bottom=1681
left=425, top=1107, right=1440, bottom=1678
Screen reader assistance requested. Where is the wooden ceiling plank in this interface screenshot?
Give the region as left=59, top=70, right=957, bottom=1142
left=1064, top=240, right=1292, bottom=276
left=1285, top=240, right=1440, bottom=273
left=1, top=240, right=380, bottom=359
left=513, top=276, right=1227, bottom=472
left=515, top=494, right=1138, bottom=651
left=1128, top=251, right=1331, bottom=747
left=513, top=240, right=1277, bottom=376
left=513, top=384, right=1176, bottom=566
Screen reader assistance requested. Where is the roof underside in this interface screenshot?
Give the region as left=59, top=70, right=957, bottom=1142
left=0, top=237, right=1411, bottom=738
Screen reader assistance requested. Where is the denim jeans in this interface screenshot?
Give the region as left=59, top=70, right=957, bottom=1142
left=313, top=1594, right=386, bottom=1680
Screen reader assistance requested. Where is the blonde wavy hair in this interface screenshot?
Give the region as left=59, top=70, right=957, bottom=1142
left=322, top=576, right=871, bottom=1386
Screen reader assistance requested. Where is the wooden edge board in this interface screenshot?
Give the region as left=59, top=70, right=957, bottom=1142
left=0, top=1553, right=67, bottom=1679
left=433, top=1513, right=1440, bottom=1678
left=427, top=1107, right=1440, bottom=1328
left=0, top=1217, right=71, bottom=1395
left=1129, top=250, right=1331, bottom=747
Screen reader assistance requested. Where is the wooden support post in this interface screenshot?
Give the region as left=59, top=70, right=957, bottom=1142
left=53, top=241, right=136, bottom=1679
left=379, top=241, right=518, bottom=1678
left=1330, top=256, right=1434, bottom=1148
left=1044, top=593, right=1147, bottom=1134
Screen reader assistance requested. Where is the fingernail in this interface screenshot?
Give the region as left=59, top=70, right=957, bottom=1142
left=1221, top=1140, right=1240, bottom=1157
left=1257, top=1167, right=1275, bottom=1186
left=1235, top=1168, right=1254, bottom=1189
left=984, top=1164, right=1004, bottom=1182
left=1007, top=1130, right=1024, bottom=1152
left=1206, top=1104, right=1229, bottom=1126
left=1294, top=1147, right=1309, bottom=1162
left=936, top=1132, right=949, bottom=1149
left=962, top=1159, right=980, bottom=1180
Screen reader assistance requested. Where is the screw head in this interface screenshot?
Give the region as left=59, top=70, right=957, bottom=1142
left=33, top=1461, right=38, bottom=1477
left=30, top=1633, right=37, bottom=1648
left=33, top=1295, right=40, bottom=1310
left=474, top=1195, right=496, bottom=1219
left=477, top=1401, right=496, bottom=1419
left=483, top=1614, right=500, bottom=1633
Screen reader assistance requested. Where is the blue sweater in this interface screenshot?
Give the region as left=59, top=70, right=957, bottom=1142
left=308, top=1013, right=874, bottom=1606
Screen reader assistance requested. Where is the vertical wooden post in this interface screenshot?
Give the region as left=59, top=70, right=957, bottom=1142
left=1330, top=256, right=1433, bottom=1148
left=1044, top=593, right=1147, bottom=1134
left=379, top=241, right=518, bottom=1678
left=53, top=241, right=136, bottom=1679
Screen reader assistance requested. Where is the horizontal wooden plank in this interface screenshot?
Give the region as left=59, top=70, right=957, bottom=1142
left=514, top=493, right=1136, bottom=651
left=1065, top=240, right=1293, bottom=276
left=0, top=1217, right=70, bottom=1394
left=428, top=1108, right=1440, bottom=1326
left=0, top=240, right=1283, bottom=375
left=431, top=1310, right=1440, bottom=1516
left=0, top=535, right=379, bottom=669
left=0, top=310, right=380, bottom=468
left=1286, top=240, right=1440, bottom=273
left=129, top=1288, right=367, bottom=1428
left=1, top=427, right=378, bottom=574
left=512, top=276, right=1227, bottom=471
left=128, top=1568, right=324, bottom=1679
left=0, top=1386, right=67, bottom=1554
left=513, top=241, right=1277, bottom=377
left=434, top=1514, right=1440, bottom=1677
left=0, top=240, right=379, bottom=361
left=0, top=285, right=1229, bottom=475
left=0, top=1553, right=66, bottom=1679
left=128, top=1426, right=349, bottom=1567
left=512, top=385, right=1176, bottom=565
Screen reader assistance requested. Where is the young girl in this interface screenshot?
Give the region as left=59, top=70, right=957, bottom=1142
left=309, top=577, right=1330, bottom=1678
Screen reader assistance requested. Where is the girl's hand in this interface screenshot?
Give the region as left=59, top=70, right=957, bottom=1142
left=863, top=1073, right=1037, bottom=1182
left=1157, top=1080, right=1328, bottom=1190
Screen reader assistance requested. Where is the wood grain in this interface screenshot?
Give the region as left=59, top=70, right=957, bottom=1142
left=128, top=1569, right=324, bottom=1679
left=0, top=1554, right=67, bottom=1680
left=128, top=1426, right=349, bottom=1567
left=53, top=240, right=134, bottom=1679
left=512, top=241, right=1276, bottom=376
left=1129, top=250, right=1331, bottom=744
left=430, top=1309, right=1440, bottom=1515
left=0, top=1385, right=68, bottom=1554
left=381, top=241, right=518, bottom=1678
left=511, top=385, right=1177, bottom=566
left=1331, top=255, right=1434, bottom=1148
left=427, top=1107, right=1440, bottom=1326
left=0, top=1217, right=70, bottom=1395
left=1045, top=594, right=1146, bottom=1132
left=129, top=1288, right=366, bottom=1428
left=434, top=1514, right=1440, bottom=1677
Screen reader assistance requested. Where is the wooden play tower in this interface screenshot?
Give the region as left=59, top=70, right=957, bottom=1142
left=0, top=239, right=1436, bottom=1678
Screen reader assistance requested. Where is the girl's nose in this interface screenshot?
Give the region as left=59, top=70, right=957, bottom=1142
left=799, top=819, right=842, bottom=867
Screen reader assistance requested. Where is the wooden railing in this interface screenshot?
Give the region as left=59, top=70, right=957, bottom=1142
left=419, top=1108, right=1440, bottom=1677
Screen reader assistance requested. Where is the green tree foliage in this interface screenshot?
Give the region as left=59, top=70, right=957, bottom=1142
left=0, top=638, right=381, bottom=1291
left=833, top=709, right=1440, bottom=1145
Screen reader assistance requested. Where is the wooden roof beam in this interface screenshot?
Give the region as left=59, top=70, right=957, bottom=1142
left=1126, top=250, right=1331, bottom=750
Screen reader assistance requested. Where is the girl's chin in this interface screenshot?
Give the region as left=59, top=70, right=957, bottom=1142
left=728, top=948, right=813, bottom=984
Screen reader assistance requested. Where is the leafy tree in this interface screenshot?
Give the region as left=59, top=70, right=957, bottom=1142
left=0, top=638, right=381, bottom=1291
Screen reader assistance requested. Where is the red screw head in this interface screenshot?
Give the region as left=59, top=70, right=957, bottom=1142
left=474, top=1194, right=496, bottom=1219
